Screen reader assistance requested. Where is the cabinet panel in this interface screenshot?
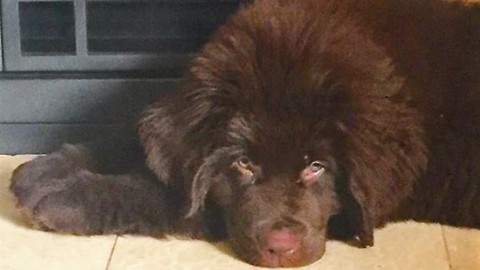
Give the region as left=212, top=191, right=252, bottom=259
left=87, top=1, right=237, bottom=54
left=0, top=123, right=128, bottom=154
left=19, top=1, right=76, bottom=55
left=0, top=78, right=178, bottom=123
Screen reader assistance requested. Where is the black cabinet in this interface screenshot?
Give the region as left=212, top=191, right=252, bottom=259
left=2, top=0, right=240, bottom=71
left=0, top=0, right=242, bottom=153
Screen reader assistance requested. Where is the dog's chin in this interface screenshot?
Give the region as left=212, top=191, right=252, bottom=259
left=254, top=240, right=326, bottom=268
left=229, top=230, right=327, bottom=268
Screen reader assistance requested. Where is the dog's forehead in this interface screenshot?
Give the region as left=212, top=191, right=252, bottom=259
left=227, top=112, right=331, bottom=161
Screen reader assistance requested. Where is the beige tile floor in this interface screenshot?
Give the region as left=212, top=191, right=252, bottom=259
left=0, top=155, right=479, bottom=270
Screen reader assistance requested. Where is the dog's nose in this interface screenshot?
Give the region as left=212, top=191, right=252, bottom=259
left=259, top=228, right=304, bottom=267
left=267, top=228, right=301, bottom=254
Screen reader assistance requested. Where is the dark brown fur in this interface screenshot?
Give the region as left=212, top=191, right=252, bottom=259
left=9, top=0, right=480, bottom=268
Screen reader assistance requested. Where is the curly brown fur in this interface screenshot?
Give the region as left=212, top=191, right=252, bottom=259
left=10, top=0, right=480, bottom=268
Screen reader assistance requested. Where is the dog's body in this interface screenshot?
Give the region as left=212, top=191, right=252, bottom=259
left=9, top=0, right=480, bottom=268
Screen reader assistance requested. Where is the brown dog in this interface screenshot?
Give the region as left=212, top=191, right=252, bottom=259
left=10, top=0, right=480, bottom=268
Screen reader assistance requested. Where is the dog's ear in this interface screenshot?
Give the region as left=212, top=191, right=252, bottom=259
left=344, top=135, right=422, bottom=248
left=341, top=98, right=428, bottom=248
left=185, top=161, right=217, bottom=218
left=347, top=175, right=374, bottom=247
left=186, top=147, right=240, bottom=218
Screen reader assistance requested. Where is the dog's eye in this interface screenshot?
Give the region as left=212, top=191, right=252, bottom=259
left=298, top=160, right=327, bottom=186
left=237, top=157, right=251, bottom=168
left=233, top=156, right=256, bottom=184
left=309, top=161, right=325, bottom=174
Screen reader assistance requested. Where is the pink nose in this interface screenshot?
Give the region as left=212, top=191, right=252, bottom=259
left=259, top=229, right=304, bottom=267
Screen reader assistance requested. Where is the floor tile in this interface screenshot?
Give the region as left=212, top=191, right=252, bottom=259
left=108, top=236, right=258, bottom=270
left=370, top=222, right=450, bottom=270
left=307, top=222, right=450, bottom=270
left=443, top=226, right=480, bottom=270
left=108, top=222, right=451, bottom=270
left=0, top=155, right=117, bottom=270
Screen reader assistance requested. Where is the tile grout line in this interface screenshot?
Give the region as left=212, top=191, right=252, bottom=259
left=441, top=226, right=453, bottom=270
left=105, top=236, right=119, bottom=270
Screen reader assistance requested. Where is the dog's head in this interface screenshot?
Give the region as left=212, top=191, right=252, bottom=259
left=185, top=111, right=348, bottom=267
left=139, top=0, right=427, bottom=267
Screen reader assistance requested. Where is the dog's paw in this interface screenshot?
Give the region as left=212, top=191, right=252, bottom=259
left=10, top=144, right=172, bottom=236
left=26, top=186, right=92, bottom=234
left=10, top=145, right=89, bottom=205
left=11, top=168, right=93, bottom=234
left=9, top=145, right=96, bottom=234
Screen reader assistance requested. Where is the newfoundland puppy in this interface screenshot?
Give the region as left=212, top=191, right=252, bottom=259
left=9, top=0, right=480, bottom=268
